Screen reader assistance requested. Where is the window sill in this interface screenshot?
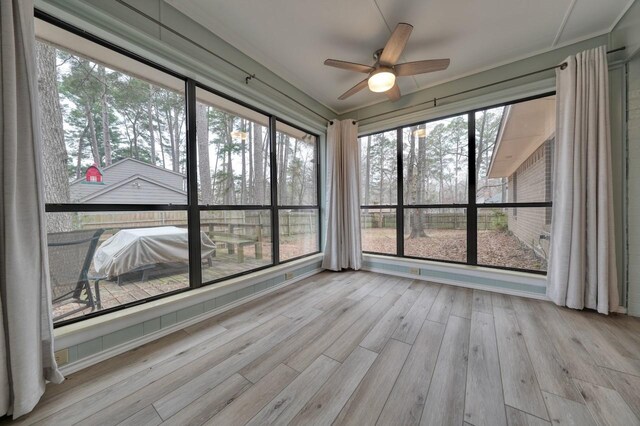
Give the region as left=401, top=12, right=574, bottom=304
left=54, top=253, right=323, bottom=350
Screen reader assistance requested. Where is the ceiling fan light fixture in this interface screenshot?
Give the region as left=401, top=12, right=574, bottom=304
left=368, top=68, right=396, bottom=93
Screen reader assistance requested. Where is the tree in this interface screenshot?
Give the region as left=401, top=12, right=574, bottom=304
left=36, top=42, right=72, bottom=232
left=196, top=103, right=213, bottom=204
left=475, top=108, right=504, bottom=201
left=98, top=65, right=112, bottom=166
left=410, top=125, right=427, bottom=238
left=364, top=136, right=371, bottom=205
left=253, top=123, right=265, bottom=204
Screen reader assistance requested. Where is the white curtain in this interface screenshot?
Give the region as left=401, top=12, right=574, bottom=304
left=1, top=0, right=64, bottom=418
left=322, top=119, right=362, bottom=271
left=547, top=45, right=619, bottom=314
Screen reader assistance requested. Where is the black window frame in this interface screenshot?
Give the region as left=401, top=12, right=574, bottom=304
left=359, top=92, right=554, bottom=275
left=37, top=10, right=321, bottom=327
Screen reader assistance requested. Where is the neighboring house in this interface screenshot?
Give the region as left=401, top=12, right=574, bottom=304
left=70, top=158, right=187, bottom=204
left=487, top=96, right=555, bottom=260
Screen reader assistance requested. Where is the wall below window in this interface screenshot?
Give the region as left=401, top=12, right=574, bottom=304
left=362, top=254, right=546, bottom=298
left=55, top=255, right=323, bottom=374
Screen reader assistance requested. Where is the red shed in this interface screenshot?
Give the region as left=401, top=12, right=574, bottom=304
left=85, top=164, right=103, bottom=184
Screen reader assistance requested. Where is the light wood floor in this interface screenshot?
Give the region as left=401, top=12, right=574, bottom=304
left=12, top=271, right=640, bottom=426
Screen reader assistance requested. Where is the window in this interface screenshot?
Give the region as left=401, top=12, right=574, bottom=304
left=360, top=130, right=397, bottom=206
left=361, top=208, right=397, bottom=255
left=37, top=20, right=190, bottom=324
left=403, top=116, right=468, bottom=205
left=276, top=121, right=320, bottom=261
left=404, top=208, right=467, bottom=263
left=359, top=95, right=554, bottom=274
left=200, top=210, right=273, bottom=283
left=196, top=89, right=270, bottom=206
left=359, top=131, right=397, bottom=255
left=37, top=16, right=320, bottom=326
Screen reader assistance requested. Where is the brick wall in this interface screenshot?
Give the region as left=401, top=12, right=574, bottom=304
left=507, top=139, right=553, bottom=259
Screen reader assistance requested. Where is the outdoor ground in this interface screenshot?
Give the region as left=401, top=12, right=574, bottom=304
left=362, top=228, right=547, bottom=271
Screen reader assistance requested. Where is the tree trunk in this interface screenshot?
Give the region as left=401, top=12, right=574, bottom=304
left=36, top=42, right=72, bottom=232
left=153, top=98, right=167, bottom=168
left=253, top=123, right=265, bottom=204
left=365, top=136, right=371, bottom=205
left=132, top=125, right=139, bottom=160
left=165, top=106, right=178, bottom=172
left=224, top=114, right=235, bottom=204
left=148, top=85, right=156, bottom=165
left=278, top=132, right=289, bottom=204
left=378, top=136, right=384, bottom=205
left=99, top=65, right=112, bottom=166
left=85, top=103, right=101, bottom=167
left=410, top=125, right=427, bottom=238
left=248, top=124, right=253, bottom=202
left=196, top=103, right=213, bottom=204
left=75, top=126, right=88, bottom=180
left=241, top=119, right=247, bottom=204
left=476, top=111, right=487, bottom=196
left=173, top=106, right=182, bottom=173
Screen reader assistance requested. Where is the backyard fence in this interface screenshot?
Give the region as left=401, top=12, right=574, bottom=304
left=361, top=210, right=507, bottom=231
left=72, top=210, right=318, bottom=239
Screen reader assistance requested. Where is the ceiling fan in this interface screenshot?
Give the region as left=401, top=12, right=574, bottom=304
left=324, top=23, right=450, bottom=102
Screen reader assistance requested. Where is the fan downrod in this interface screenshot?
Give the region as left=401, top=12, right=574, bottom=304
left=373, top=48, right=384, bottom=64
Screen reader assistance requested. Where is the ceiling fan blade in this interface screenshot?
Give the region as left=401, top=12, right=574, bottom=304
left=338, top=78, right=369, bottom=100
left=324, top=59, right=374, bottom=73
left=379, top=23, right=413, bottom=66
left=386, top=83, right=401, bottom=102
left=394, top=59, right=450, bottom=76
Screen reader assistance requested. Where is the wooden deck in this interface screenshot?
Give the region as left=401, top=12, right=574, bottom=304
left=53, top=253, right=271, bottom=321
left=22, top=271, right=640, bottom=425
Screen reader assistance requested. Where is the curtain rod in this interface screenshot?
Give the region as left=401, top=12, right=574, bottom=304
left=354, top=46, right=626, bottom=124
left=113, top=0, right=333, bottom=123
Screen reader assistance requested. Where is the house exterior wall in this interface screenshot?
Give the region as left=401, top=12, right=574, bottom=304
left=507, top=138, right=553, bottom=260
left=85, top=178, right=187, bottom=204
left=70, top=159, right=186, bottom=203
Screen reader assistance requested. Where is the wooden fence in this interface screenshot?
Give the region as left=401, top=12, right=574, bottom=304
left=361, top=210, right=506, bottom=231
left=73, top=210, right=318, bottom=238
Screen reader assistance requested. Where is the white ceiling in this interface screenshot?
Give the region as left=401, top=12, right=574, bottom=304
left=165, top=0, right=633, bottom=114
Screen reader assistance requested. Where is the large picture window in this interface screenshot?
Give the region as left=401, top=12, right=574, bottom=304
left=37, top=16, right=320, bottom=326
left=276, top=121, right=320, bottom=262
left=359, top=95, right=554, bottom=274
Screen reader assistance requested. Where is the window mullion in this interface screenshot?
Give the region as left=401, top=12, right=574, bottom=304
left=269, top=116, right=280, bottom=265
left=467, top=111, right=478, bottom=265
left=185, top=78, right=203, bottom=288
left=397, top=128, right=404, bottom=258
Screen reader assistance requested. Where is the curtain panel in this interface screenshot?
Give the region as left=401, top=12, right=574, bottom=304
left=322, top=119, right=362, bottom=271
left=547, top=45, right=619, bottom=314
left=1, top=0, right=64, bottom=418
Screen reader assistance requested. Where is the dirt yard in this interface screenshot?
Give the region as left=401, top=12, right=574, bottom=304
left=362, top=228, right=547, bottom=271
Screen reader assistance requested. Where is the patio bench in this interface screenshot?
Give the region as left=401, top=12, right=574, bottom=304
left=209, top=232, right=261, bottom=263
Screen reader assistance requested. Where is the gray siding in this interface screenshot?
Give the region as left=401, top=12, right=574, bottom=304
left=70, top=159, right=186, bottom=203
left=85, top=177, right=186, bottom=204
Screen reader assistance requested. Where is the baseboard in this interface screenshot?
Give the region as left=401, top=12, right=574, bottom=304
left=612, top=305, right=627, bottom=314
left=59, top=268, right=323, bottom=375
left=361, top=266, right=550, bottom=301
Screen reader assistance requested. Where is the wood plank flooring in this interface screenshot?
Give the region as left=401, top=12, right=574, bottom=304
left=9, top=270, right=640, bottom=426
